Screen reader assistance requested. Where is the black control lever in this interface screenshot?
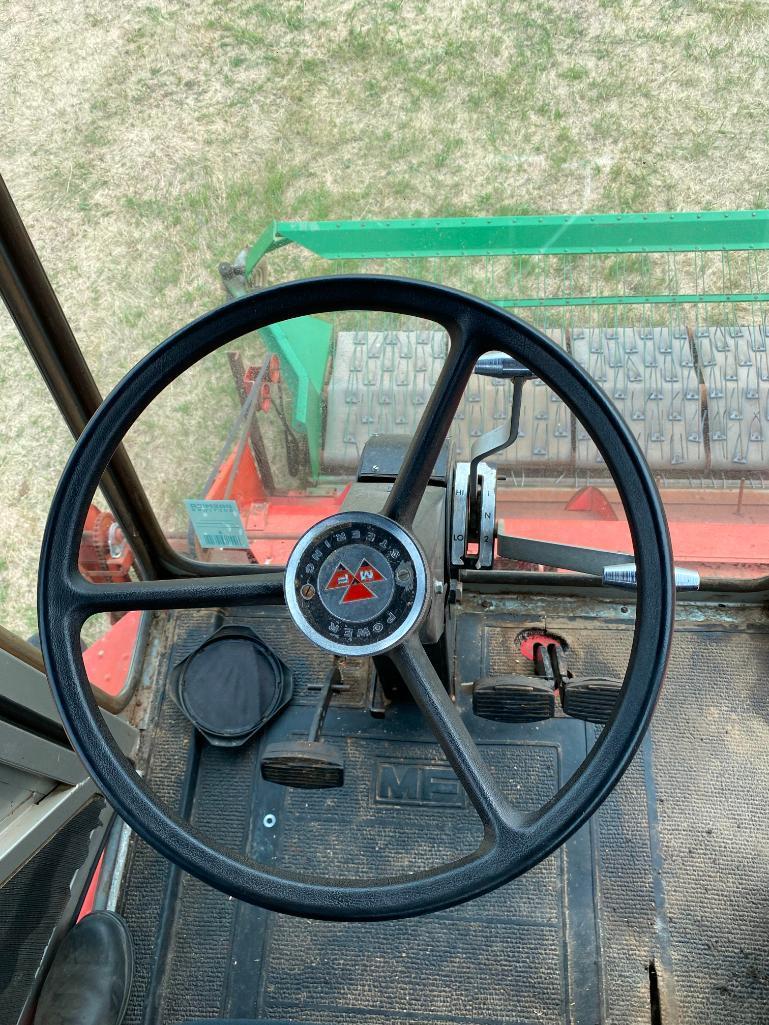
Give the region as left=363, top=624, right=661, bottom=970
left=539, top=639, right=623, bottom=725
left=473, top=352, right=531, bottom=379
left=468, top=375, right=527, bottom=492
left=496, top=534, right=700, bottom=591
left=453, top=356, right=534, bottom=570
left=261, top=665, right=345, bottom=789
left=469, top=353, right=533, bottom=481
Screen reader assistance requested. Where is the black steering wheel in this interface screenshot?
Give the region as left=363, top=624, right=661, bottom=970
left=38, top=276, right=674, bottom=921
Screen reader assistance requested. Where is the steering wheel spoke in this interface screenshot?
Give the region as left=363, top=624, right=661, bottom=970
left=389, top=636, right=521, bottom=837
left=66, top=570, right=285, bottom=617
left=383, top=327, right=478, bottom=527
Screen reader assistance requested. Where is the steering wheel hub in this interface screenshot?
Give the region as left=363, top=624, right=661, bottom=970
left=285, top=512, right=429, bottom=656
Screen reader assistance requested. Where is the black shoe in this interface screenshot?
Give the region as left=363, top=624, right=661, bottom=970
left=34, top=911, right=133, bottom=1025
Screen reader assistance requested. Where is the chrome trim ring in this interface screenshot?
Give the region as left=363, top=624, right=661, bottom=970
left=285, top=511, right=430, bottom=657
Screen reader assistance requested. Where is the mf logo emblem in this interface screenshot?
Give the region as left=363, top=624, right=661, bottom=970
left=374, top=759, right=467, bottom=809
left=325, top=559, right=385, bottom=603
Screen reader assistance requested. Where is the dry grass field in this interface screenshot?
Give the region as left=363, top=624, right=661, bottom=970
left=2, top=0, right=769, bottom=633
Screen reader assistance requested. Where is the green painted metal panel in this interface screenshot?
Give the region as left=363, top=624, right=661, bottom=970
left=260, top=316, right=331, bottom=480
left=494, top=291, right=769, bottom=309
left=254, top=211, right=769, bottom=262
left=244, top=221, right=292, bottom=277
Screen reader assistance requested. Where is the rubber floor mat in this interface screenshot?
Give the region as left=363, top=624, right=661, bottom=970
left=118, top=600, right=769, bottom=1025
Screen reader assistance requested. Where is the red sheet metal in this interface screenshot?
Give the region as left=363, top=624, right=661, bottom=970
left=207, top=444, right=266, bottom=505
left=497, top=517, right=769, bottom=569
left=77, top=853, right=102, bottom=921
left=82, top=610, right=141, bottom=696
left=243, top=489, right=349, bottom=564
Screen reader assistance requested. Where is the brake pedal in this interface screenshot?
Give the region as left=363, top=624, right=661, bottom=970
left=261, top=665, right=345, bottom=789
left=560, top=676, right=623, bottom=724
left=473, top=675, right=555, bottom=723
left=261, top=739, right=345, bottom=788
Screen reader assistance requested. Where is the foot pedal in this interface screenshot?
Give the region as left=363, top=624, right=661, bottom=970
left=473, top=675, right=555, bottom=723
left=260, top=665, right=345, bottom=788
left=261, top=739, right=345, bottom=789
left=561, top=676, right=623, bottom=724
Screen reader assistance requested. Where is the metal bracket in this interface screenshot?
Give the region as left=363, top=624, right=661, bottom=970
left=450, top=459, right=496, bottom=568
left=450, top=462, right=470, bottom=566
left=476, top=463, right=496, bottom=569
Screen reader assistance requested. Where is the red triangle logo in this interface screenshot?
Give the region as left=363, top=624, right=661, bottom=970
left=356, top=560, right=384, bottom=585
left=326, top=563, right=355, bottom=590
left=342, top=579, right=375, bottom=603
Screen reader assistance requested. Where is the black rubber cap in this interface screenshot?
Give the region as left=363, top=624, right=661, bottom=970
left=33, top=911, right=133, bottom=1025
left=174, top=627, right=293, bottom=746
left=181, top=638, right=277, bottom=737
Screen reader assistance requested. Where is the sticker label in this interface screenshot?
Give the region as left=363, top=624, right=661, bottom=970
left=184, top=499, right=249, bottom=549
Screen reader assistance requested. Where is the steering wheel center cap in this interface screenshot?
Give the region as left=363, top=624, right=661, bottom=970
left=285, top=512, right=430, bottom=656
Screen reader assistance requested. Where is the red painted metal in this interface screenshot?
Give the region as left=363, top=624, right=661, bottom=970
left=496, top=485, right=769, bottom=576
left=77, top=853, right=102, bottom=921
left=203, top=445, right=769, bottom=576
left=78, top=504, right=133, bottom=586
left=566, top=486, right=618, bottom=521
left=206, top=445, right=266, bottom=506
left=497, top=513, right=769, bottom=574
left=243, top=364, right=259, bottom=394
left=243, top=489, right=350, bottom=564
left=520, top=633, right=558, bottom=661
left=244, top=356, right=281, bottom=406
left=82, top=610, right=141, bottom=697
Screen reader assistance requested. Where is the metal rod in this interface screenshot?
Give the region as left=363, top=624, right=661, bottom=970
left=0, top=173, right=171, bottom=579
left=308, top=664, right=340, bottom=743
left=224, top=354, right=269, bottom=500
left=92, top=816, right=132, bottom=912
left=0, top=624, right=45, bottom=674
left=469, top=375, right=527, bottom=486
left=226, top=350, right=276, bottom=492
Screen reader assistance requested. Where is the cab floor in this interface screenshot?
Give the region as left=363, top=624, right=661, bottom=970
left=117, top=599, right=769, bottom=1025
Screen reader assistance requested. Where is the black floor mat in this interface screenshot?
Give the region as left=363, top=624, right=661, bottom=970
left=117, top=600, right=769, bottom=1025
